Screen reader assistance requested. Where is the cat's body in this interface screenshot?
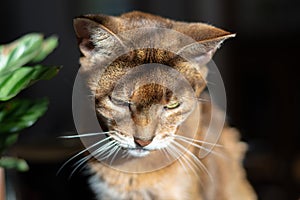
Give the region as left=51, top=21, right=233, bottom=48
left=73, top=11, right=256, bottom=200
left=88, top=105, right=255, bottom=200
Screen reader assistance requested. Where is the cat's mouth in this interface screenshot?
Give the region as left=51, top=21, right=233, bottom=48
left=106, top=130, right=152, bottom=157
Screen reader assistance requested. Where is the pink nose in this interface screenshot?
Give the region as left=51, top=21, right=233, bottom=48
left=134, top=138, right=152, bottom=147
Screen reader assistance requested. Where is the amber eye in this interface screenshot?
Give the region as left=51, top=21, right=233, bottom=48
left=165, top=101, right=180, bottom=109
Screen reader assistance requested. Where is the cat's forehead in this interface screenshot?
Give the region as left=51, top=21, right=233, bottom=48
left=131, top=48, right=177, bottom=64
left=93, top=48, right=203, bottom=100
left=129, top=83, right=173, bottom=105
left=110, top=61, right=193, bottom=102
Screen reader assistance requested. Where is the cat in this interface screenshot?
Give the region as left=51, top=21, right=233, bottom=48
left=73, top=11, right=257, bottom=200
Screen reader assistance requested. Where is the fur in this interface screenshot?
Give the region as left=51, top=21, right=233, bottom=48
left=73, top=11, right=256, bottom=200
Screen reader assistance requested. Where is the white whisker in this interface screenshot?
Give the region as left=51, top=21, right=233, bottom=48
left=121, top=150, right=130, bottom=159
left=94, top=141, right=118, bottom=161
left=181, top=151, right=202, bottom=181
left=109, top=146, right=122, bottom=165
left=69, top=154, right=92, bottom=179
left=172, top=140, right=213, bottom=183
left=100, top=143, right=119, bottom=161
left=59, top=131, right=117, bottom=139
left=57, top=136, right=112, bottom=176
left=161, top=148, right=172, bottom=162
left=174, top=136, right=224, bottom=159
left=167, top=144, right=191, bottom=178
left=173, top=135, right=222, bottom=147
left=172, top=143, right=201, bottom=180
left=69, top=140, right=117, bottom=179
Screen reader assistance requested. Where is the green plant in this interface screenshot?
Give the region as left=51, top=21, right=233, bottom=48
left=0, top=33, right=60, bottom=171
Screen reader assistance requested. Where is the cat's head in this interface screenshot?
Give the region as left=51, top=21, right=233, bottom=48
left=74, top=11, right=234, bottom=158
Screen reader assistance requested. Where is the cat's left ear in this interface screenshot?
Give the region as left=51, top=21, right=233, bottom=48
left=73, top=15, right=126, bottom=58
left=175, top=22, right=235, bottom=67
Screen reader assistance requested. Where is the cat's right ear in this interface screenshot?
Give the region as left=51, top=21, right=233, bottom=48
left=73, top=15, right=126, bottom=57
left=174, top=22, right=235, bottom=67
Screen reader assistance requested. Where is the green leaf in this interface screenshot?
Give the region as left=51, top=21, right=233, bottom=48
left=0, top=98, right=49, bottom=134
left=0, top=33, right=43, bottom=73
left=0, top=157, right=29, bottom=171
left=0, top=32, right=60, bottom=172
left=0, top=65, right=61, bottom=101
left=0, top=133, right=18, bottom=153
left=32, top=35, right=59, bottom=63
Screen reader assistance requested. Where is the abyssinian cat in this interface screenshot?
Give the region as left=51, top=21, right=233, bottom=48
left=72, top=11, right=257, bottom=200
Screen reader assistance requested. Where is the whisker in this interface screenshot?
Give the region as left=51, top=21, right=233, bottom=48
left=121, top=150, right=130, bottom=159
left=109, top=146, right=122, bottom=165
left=172, top=140, right=213, bottom=183
left=181, top=151, right=202, bottom=182
left=180, top=152, right=206, bottom=188
left=169, top=143, right=203, bottom=183
left=161, top=148, right=172, bottom=162
left=100, top=143, right=119, bottom=161
left=69, top=140, right=117, bottom=179
left=94, top=141, right=118, bottom=161
left=59, top=131, right=117, bottom=139
left=167, top=145, right=191, bottom=178
left=174, top=136, right=225, bottom=159
left=92, top=141, right=115, bottom=157
left=57, top=136, right=112, bottom=176
left=173, top=135, right=223, bottom=147
left=69, top=154, right=93, bottom=179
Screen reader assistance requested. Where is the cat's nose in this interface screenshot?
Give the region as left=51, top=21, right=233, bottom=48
left=134, top=137, right=152, bottom=147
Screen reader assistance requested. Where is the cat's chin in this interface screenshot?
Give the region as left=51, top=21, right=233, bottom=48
left=128, top=149, right=150, bottom=157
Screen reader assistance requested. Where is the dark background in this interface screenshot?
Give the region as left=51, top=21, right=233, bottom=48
left=1, top=0, right=299, bottom=199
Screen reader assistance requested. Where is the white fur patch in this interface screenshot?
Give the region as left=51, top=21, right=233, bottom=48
left=128, top=149, right=150, bottom=157
left=89, top=173, right=120, bottom=200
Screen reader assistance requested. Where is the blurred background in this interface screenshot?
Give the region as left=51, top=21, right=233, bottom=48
left=1, top=0, right=299, bottom=199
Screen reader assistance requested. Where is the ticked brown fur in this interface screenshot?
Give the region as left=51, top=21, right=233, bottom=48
left=74, top=11, right=257, bottom=200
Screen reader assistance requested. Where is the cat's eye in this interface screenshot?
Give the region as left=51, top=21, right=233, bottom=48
left=165, top=101, right=180, bottom=109
left=108, top=95, right=130, bottom=107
